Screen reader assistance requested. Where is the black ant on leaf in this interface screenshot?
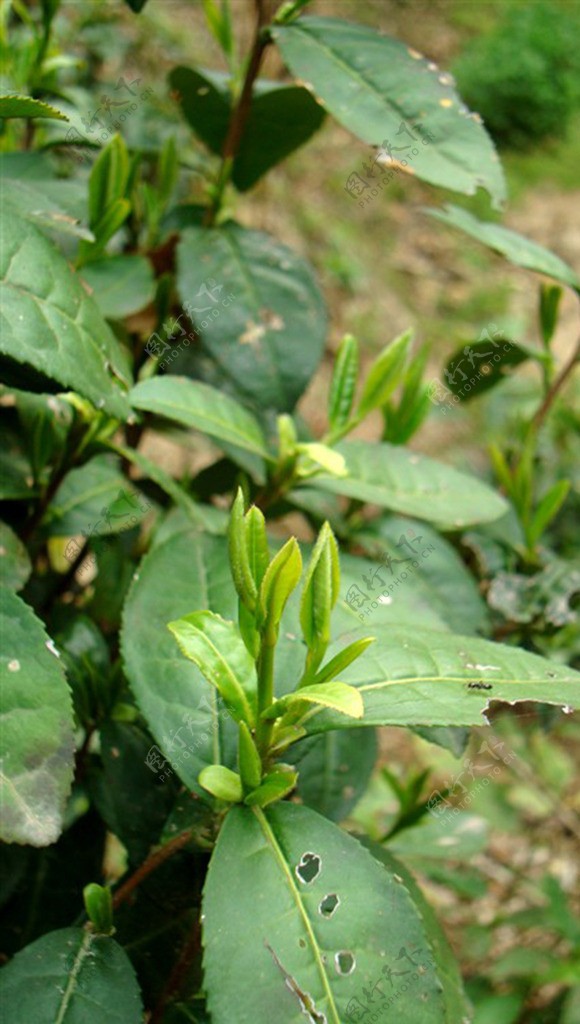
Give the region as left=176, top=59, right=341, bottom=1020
left=467, top=680, right=493, bottom=691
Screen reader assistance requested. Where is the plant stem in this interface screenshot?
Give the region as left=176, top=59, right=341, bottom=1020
left=530, top=331, right=580, bottom=434
left=111, top=829, right=193, bottom=910
left=204, top=0, right=271, bottom=225
left=255, top=637, right=275, bottom=752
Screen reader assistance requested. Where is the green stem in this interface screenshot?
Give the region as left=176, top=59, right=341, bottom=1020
left=204, top=0, right=271, bottom=226
left=255, top=636, right=275, bottom=752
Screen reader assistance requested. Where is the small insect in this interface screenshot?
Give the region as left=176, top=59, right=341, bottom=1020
left=467, top=681, right=493, bottom=691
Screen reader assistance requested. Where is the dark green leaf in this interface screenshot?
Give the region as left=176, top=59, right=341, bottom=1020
left=273, top=17, right=506, bottom=207
left=443, top=338, right=533, bottom=402
left=287, top=727, right=378, bottom=820
left=0, top=590, right=75, bottom=845
left=175, top=223, right=327, bottom=411
left=354, top=515, right=490, bottom=635
left=0, top=521, right=32, bottom=591
left=120, top=531, right=239, bottom=793
left=44, top=454, right=151, bottom=538
left=80, top=256, right=155, bottom=319
left=169, top=68, right=325, bottom=190
left=87, top=720, right=177, bottom=864
left=0, top=209, right=131, bottom=419
left=0, top=926, right=143, bottom=1023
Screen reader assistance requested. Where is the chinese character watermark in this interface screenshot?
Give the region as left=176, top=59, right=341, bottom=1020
left=144, top=280, right=235, bottom=372
left=345, top=121, right=435, bottom=209
left=427, top=737, right=517, bottom=824
left=428, top=324, right=513, bottom=414
left=346, top=945, right=436, bottom=1021
left=145, top=695, right=231, bottom=783
left=63, top=80, right=154, bottom=163
left=345, top=529, right=436, bottom=621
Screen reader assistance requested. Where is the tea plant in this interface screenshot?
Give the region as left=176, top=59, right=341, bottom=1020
left=1, top=1, right=579, bottom=1022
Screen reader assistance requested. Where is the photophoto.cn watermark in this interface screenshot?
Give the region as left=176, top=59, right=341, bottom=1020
left=63, top=77, right=154, bottom=163
left=145, top=694, right=231, bottom=783
left=428, top=323, right=513, bottom=414
left=144, top=278, right=236, bottom=371
left=345, top=944, right=437, bottom=1022
left=344, top=528, right=436, bottom=621
left=427, top=736, right=517, bottom=825
left=345, top=120, right=435, bottom=208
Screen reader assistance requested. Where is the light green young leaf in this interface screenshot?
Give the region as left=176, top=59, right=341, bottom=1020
left=357, top=329, right=412, bottom=419
left=228, top=489, right=259, bottom=613
left=199, top=765, right=243, bottom=803
left=264, top=681, right=364, bottom=722
left=238, top=721, right=262, bottom=792
left=88, top=134, right=130, bottom=229
left=299, top=522, right=340, bottom=661
left=296, top=443, right=347, bottom=477
left=312, top=636, right=375, bottom=686
left=328, top=333, right=359, bottom=434
left=528, top=480, right=570, bottom=547
left=259, top=538, right=303, bottom=638
left=243, top=769, right=298, bottom=807
left=168, top=611, right=257, bottom=726
left=245, top=506, right=269, bottom=589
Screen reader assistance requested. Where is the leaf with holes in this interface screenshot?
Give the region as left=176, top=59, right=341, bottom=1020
left=0, top=926, right=143, bottom=1023
left=300, top=626, right=580, bottom=734
left=312, top=441, right=507, bottom=527
left=130, top=376, right=271, bottom=463
left=426, top=205, right=580, bottom=290
left=0, top=589, right=75, bottom=845
left=202, top=802, right=468, bottom=1024
left=175, top=224, right=327, bottom=411
left=169, top=68, right=326, bottom=191
left=0, top=209, right=131, bottom=419
left=273, top=16, right=506, bottom=208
